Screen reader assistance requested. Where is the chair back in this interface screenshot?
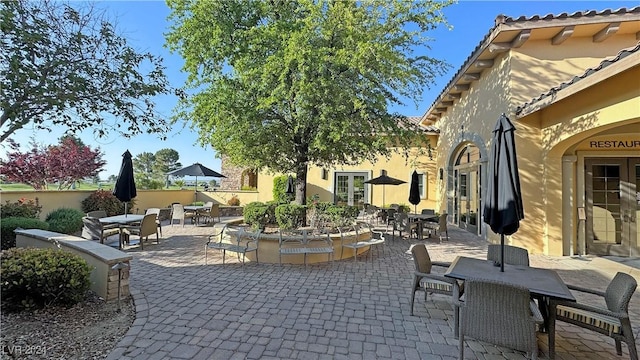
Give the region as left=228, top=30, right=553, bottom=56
left=203, top=201, right=213, bottom=208
left=421, top=209, right=435, bottom=215
left=487, top=244, right=529, bottom=266
left=394, top=212, right=413, bottom=232
left=605, top=272, right=637, bottom=313
left=172, top=204, right=185, bottom=218
left=386, top=208, right=397, bottom=223
left=438, top=213, right=448, bottom=232
left=210, top=204, right=220, bottom=218
left=87, top=210, right=107, bottom=218
left=139, top=214, right=158, bottom=237
left=411, top=244, right=433, bottom=274
left=461, top=278, right=536, bottom=352
left=145, top=208, right=160, bottom=216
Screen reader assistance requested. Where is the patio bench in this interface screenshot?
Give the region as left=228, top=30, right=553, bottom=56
left=205, top=225, right=260, bottom=266
left=279, top=228, right=333, bottom=267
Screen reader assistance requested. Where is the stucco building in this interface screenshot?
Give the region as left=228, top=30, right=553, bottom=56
left=222, top=7, right=640, bottom=257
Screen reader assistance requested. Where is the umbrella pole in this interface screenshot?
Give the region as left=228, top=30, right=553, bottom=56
left=124, top=202, right=128, bottom=217
left=500, top=233, right=505, bottom=272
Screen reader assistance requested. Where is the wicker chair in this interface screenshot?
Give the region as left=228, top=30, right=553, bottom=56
left=455, top=278, right=543, bottom=360
left=487, top=244, right=529, bottom=266
left=549, top=272, right=637, bottom=360
left=392, top=212, right=418, bottom=240
left=171, top=204, right=196, bottom=226
left=145, top=208, right=163, bottom=237
left=423, top=213, right=449, bottom=242
left=121, top=213, right=159, bottom=250
left=410, top=243, right=459, bottom=332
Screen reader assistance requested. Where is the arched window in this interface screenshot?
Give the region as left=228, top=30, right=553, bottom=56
left=241, top=169, right=258, bottom=190
left=453, top=143, right=481, bottom=235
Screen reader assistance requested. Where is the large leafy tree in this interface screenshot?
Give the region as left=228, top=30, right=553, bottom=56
left=0, top=136, right=105, bottom=190
left=0, top=0, right=172, bottom=143
left=133, top=152, right=156, bottom=184
left=166, top=0, right=451, bottom=204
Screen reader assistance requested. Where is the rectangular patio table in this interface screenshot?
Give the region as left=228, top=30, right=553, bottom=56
left=444, top=256, right=575, bottom=351
left=99, top=214, right=145, bottom=249
left=184, top=205, right=209, bottom=225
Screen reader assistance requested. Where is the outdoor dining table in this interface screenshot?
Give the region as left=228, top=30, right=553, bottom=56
left=184, top=205, right=210, bottom=225
left=407, top=213, right=438, bottom=239
left=444, top=256, right=576, bottom=351
left=99, top=214, right=145, bottom=249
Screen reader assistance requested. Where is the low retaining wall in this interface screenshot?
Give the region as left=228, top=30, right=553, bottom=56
left=15, top=229, right=132, bottom=301
left=236, top=228, right=372, bottom=264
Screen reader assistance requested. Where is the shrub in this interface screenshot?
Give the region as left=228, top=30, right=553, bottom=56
left=81, top=190, right=133, bottom=216
left=0, top=198, right=42, bottom=219
left=0, top=248, right=92, bottom=311
left=0, top=217, right=49, bottom=250
left=273, top=175, right=294, bottom=203
left=227, top=195, right=240, bottom=206
left=275, top=204, right=306, bottom=230
left=45, top=208, right=84, bottom=235
left=243, top=202, right=270, bottom=230
left=324, top=205, right=359, bottom=227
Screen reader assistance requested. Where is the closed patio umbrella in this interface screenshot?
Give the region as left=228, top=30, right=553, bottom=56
left=483, top=114, right=524, bottom=272
left=408, top=170, right=421, bottom=213
left=286, top=175, right=295, bottom=195
left=168, top=163, right=226, bottom=201
left=113, top=150, right=137, bottom=216
left=365, top=170, right=406, bottom=207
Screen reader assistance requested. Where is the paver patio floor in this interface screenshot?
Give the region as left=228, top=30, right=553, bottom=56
left=107, top=218, right=639, bottom=360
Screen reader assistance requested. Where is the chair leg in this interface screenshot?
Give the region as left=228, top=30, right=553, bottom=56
left=459, top=333, right=464, bottom=360
left=621, top=319, right=638, bottom=360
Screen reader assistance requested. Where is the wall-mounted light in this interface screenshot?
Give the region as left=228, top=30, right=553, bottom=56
left=439, top=168, right=444, bottom=180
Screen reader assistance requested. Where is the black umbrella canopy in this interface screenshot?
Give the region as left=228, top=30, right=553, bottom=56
left=168, top=163, right=226, bottom=201
left=113, top=150, right=137, bottom=215
left=168, top=163, right=226, bottom=178
left=365, top=170, right=406, bottom=207
left=285, top=175, right=295, bottom=195
left=483, top=114, right=524, bottom=272
left=408, top=170, right=421, bottom=212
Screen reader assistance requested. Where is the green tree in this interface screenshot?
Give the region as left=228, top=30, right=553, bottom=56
left=154, top=148, right=181, bottom=187
left=166, top=0, right=450, bottom=204
left=133, top=152, right=156, bottom=187
left=0, top=0, right=172, bottom=143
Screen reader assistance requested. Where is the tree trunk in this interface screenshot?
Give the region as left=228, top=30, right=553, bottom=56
left=295, top=163, right=308, bottom=205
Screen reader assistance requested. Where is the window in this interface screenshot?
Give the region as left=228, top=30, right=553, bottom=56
left=413, top=171, right=427, bottom=199
left=321, top=168, right=329, bottom=180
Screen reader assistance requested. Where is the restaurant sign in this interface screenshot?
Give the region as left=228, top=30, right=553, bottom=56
left=576, top=136, right=640, bottom=151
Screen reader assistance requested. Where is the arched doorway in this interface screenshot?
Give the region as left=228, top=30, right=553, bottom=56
left=452, top=143, right=482, bottom=235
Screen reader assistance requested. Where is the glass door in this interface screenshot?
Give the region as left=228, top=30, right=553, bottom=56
left=457, top=168, right=479, bottom=234
left=334, top=172, right=368, bottom=208
left=585, top=158, right=639, bottom=256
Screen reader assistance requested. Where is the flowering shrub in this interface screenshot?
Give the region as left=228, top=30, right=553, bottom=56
left=81, top=190, right=133, bottom=216
left=227, top=195, right=240, bottom=206
left=0, top=198, right=42, bottom=219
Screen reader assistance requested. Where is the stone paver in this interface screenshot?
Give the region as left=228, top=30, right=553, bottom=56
left=106, top=217, right=640, bottom=360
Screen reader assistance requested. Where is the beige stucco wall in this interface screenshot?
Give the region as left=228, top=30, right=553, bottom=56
left=253, top=146, right=438, bottom=212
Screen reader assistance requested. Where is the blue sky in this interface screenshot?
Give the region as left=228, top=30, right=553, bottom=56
left=1, top=0, right=634, bottom=180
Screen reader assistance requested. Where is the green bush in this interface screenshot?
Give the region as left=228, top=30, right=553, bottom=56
left=273, top=175, right=294, bottom=203
left=81, top=190, right=133, bottom=216
left=243, top=202, right=271, bottom=230
left=45, top=208, right=84, bottom=235
left=0, top=217, right=49, bottom=250
left=275, top=204, right=306, bottom=230
left=0, top=248, right=92, bottom=311
left=0, top=198, right=42, bottom=219
left=324, top=205, right=359, bottom=227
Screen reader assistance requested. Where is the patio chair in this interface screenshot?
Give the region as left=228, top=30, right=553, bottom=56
left=410, top=244, right=457, bottom=322
left=549, top=272, right=638, bottom=360
left=487, top=244, right=529, bottom=266
left=423, top=213, right=449, bottom=242
left=337, top=225, right=370, bottom=262
left=392, top=212, right=418, bottom=240
left=199, top=203, right=220, bottom=224
left=121, top=213, right=159, bottom=250
left=205, top=225, right=260, bottom=266
left=171, top=204, right=196, bottom=226
left=356, top=221, right=385, bottom=260
left=145, top=208, right=163, bottom=237
left=455, top=278, right=543, bottom=360
left=81, top=216, right=120, bottom=244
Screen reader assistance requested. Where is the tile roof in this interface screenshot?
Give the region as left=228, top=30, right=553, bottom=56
left=516, top=42, right=640, bottom=115
left=406, top=116, right=440, bottom=133
left=425, top=6, right=640, bottom=116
